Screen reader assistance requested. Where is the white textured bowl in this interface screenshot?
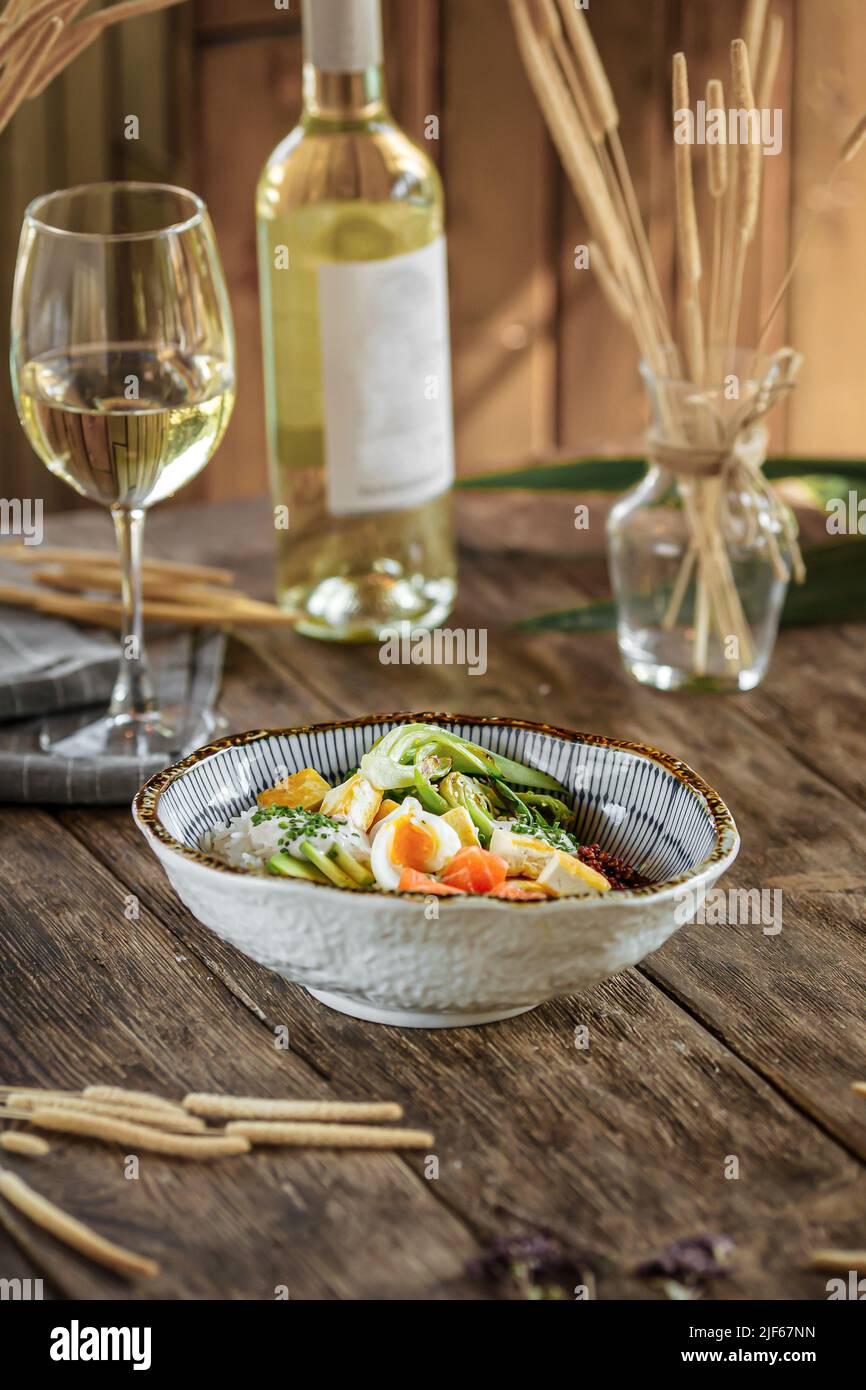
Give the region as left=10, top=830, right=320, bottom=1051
left=133, top=712, right=739, bottom=1028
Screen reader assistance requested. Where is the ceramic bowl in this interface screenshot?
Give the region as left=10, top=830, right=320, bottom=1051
left=133, top=712, right=739, bottom=1028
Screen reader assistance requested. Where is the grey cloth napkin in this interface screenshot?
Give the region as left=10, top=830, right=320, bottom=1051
left=0, top=607, right=119, bottom=721
left=0, top=608, right=226, bottom=805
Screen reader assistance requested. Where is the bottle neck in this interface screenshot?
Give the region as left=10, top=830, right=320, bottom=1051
left=302, top=64, right=387, bottom=122
left=301, top=0, right=386, bottom=120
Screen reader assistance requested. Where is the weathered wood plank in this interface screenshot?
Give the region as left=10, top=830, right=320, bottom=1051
left=190, top=32, right=302, bottom=504
left=0, top=1222, right=55, bottom=1300
left=442, top=0, right=558, bottom=472
left=383, top=0, right=441, bottom=154
left=5, top=496, right=865, bottom=1299
left=728, top=626, right=866, bottom=811
left=54, top=802, right=866, bottom=1300
left=195, top=0, right=296, bottom=37
left=208, top=501, right=866, bottom=1162
left=788, top=0, right=866, bottom=453
left=558, top=0, right=675, bottom=455
left=0, top=807, right=480, bottom=1299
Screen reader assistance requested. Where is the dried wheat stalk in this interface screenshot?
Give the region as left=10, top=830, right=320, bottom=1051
left=717, top=0, right=769, bottom=348
left=706, top=78, right=728, bottom=383
left=556, top=0, right=673, bottom=346
left=0, top=0, right=186, bottom=136
left=9, top=1092, right=207, bottom=1133
left=742, top=0, right=770, bottom=75
left=757, top=99, right=866, bottom=348
left=184, top=1093, right=404, bottom=1124
left=2, top=545, right=233, bottom=586
left=82, top=1085, right=190, bottom=1113
left=808, top=1249, right=866, bottom=1274
left=588, top=239, right=632, bottom=323
left=0, top=1167, right=158, bottom=1278
left=510, top=1, right=866, bottom=679
left=0, top=1132, right=50, bottom=1157
left=673, top=53, right=705, bottom=385
left=726, top=39, right=763, bottom=359
left=27, top=1107, right=251, bottom=1158
left=756, top=13, right=784, bottom=112
left=226, top=1121, right=434, bottom=1150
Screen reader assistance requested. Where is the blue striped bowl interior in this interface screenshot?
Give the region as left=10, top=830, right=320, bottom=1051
left=156, top=719, right=718, bottom=883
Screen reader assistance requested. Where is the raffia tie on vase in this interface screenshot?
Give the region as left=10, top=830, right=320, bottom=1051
left=645, top=348, right=804, bottom=677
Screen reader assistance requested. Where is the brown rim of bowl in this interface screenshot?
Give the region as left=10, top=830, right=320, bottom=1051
left=132, top=711, right=739, bottom=903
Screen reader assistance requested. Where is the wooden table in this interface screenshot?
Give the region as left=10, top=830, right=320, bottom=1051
left=2, top=495, right=864, bottom=1301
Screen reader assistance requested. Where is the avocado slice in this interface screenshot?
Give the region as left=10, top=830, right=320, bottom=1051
left=298, top=840, right=358, bottom=890
left=266, top=851, right=328, bottom=884
left=330, top=842, right=375, bottom=887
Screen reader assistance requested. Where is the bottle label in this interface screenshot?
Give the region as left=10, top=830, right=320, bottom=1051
left=318, top=237, right=455, bottom=517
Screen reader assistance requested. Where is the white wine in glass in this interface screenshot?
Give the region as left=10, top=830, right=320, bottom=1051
left=11, top=182, right=235, bottom=760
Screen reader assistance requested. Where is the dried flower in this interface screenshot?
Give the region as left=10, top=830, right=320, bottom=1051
left=469, top=1231, right=594, bottom=1301
left=635, top=1232, right=735, bottom=1298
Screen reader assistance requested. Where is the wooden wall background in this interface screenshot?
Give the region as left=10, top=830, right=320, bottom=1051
left=1, top=0, right=866, bottom=513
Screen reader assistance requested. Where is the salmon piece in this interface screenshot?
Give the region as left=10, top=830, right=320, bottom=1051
left=440, top=846, right=508, bottom=894
left=489, top=879, right=548, bottom=901
left=398, top=868, right=464, bottom=896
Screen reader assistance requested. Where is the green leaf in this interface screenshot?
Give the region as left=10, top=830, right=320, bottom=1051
left=516, top=539, right=866, bottom=631
left=458, top=457, right=645, bottom=492
left=458, top=455, right=866, bottom=494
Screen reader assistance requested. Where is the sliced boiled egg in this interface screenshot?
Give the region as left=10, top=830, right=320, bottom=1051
left=370, top=797, right=461, bottom=891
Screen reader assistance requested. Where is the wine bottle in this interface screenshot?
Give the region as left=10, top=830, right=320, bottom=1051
left=256, top=0, right=457, bottom=641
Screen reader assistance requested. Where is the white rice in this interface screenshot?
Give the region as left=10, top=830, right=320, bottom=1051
left=202, top=806, right=370, bottom=875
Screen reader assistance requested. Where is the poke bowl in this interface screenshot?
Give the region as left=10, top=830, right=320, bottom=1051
left=133, top=712, right=739, bottom=1028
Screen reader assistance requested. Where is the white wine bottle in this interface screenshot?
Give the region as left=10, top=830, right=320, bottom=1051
left=256, top=0, right=457, bottom=641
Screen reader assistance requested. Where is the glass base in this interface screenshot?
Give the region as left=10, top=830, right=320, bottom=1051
left=39, top=705, right=227, bottom=762
left=281, top=574, right=457, bottom=643
left=622, top=655, right=764, bottom=694
left=618, top=626, right=770, bottom=693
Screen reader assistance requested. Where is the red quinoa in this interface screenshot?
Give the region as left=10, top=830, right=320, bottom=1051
left=577, top=844, right=650, bottom=891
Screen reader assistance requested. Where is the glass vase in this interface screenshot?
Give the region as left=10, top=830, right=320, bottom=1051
left=607, top=349, right=802, bottom=694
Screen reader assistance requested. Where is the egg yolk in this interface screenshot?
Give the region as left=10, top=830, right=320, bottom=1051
left=390, top=815, right=438, bottom=871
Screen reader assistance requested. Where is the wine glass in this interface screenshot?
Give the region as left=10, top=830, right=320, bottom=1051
left=10, top=181, right=235, bottom=761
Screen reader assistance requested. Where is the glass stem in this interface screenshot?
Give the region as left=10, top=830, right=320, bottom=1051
left=109, top=505, right=155, bottom=720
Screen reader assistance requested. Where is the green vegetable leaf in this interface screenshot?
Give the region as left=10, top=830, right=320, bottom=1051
left=458, top=454, right=866, bottom=495
left=515, top=539, right=866, bottom=631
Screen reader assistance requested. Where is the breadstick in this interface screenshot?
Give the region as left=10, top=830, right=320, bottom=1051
left=0, top=1168, right=158, bottom=1279
left=1, top=545, right=233, bottom=586
left=808, top=1249, right=866, bottom=1273
left=226, top=1121, right=433, bottom=1149
left=82, top=1086, right=188, bottom=1114
left=27, top=1108, right=249, bottom=1159
left=9, top=1094, right=206, bottom=1134
left=184, top=1093, right=403, bottom=1124
left=0, top=1132, right=50, bottom=1157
